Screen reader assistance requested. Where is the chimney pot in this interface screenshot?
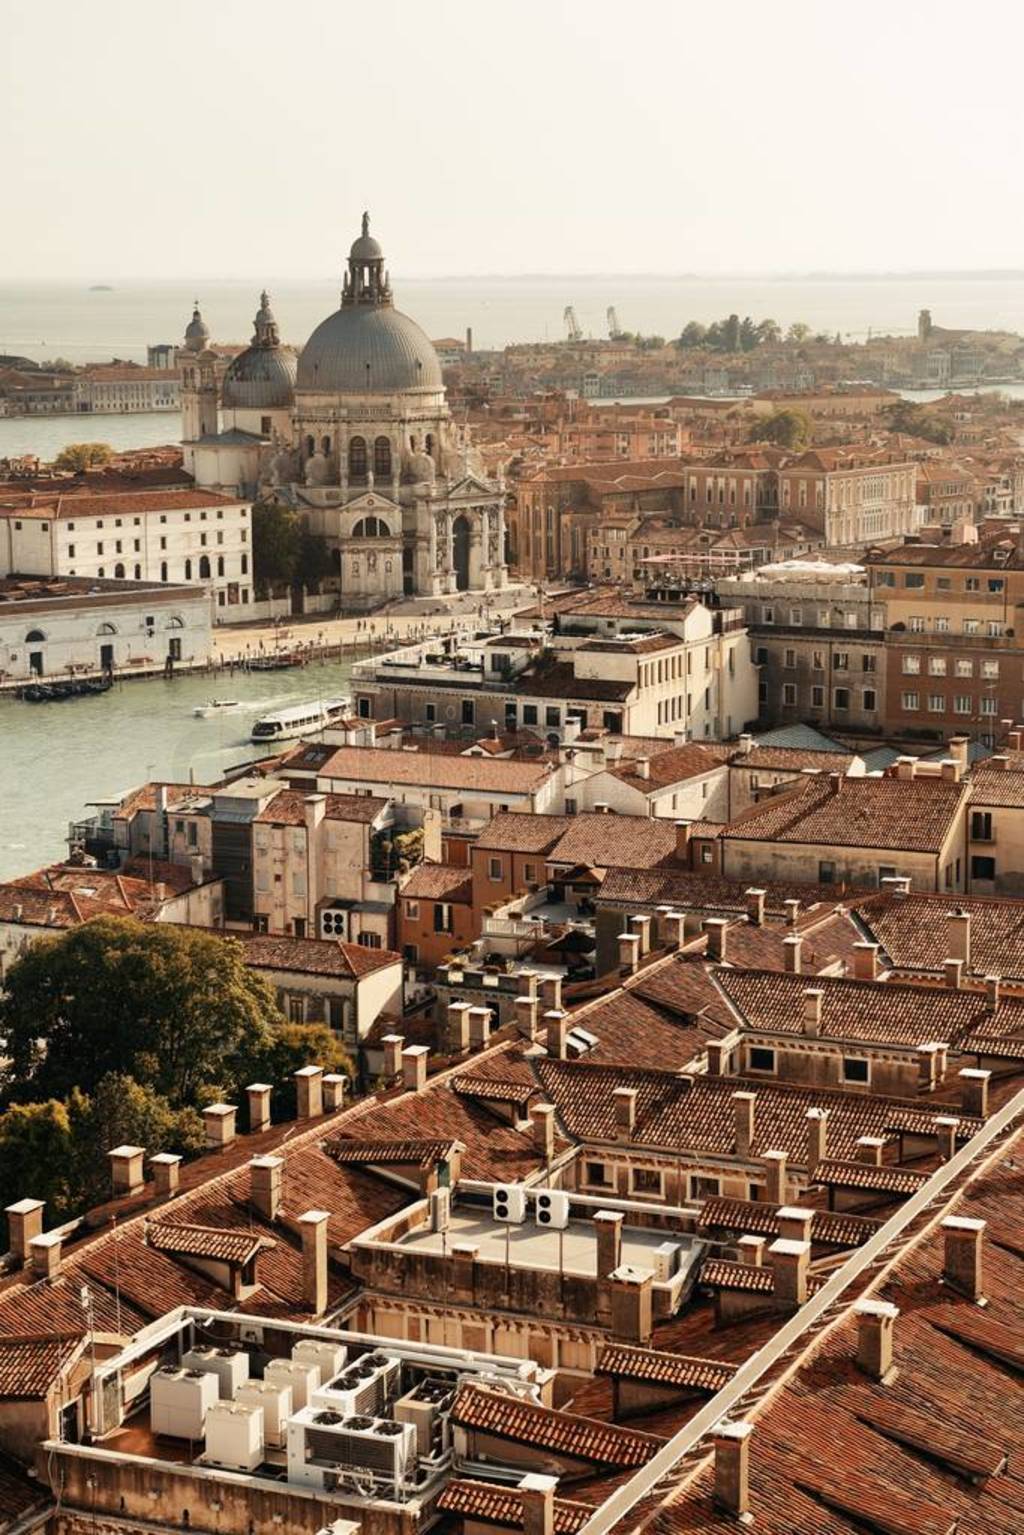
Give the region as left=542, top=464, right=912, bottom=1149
left=854, top=1298, right=899, bottom=1381
left=852, top=941, right=880, bottom=982
left=763, top=1148, right=788, bottom=1204
left=768, top=1236, right=809, bottom=1307
left=608, top=1264, right=653, bottom=1343
left=29, top=1230, right=62, bottom=1282
left=322, top=1073, right=347, bottom=1112
left=674, top=820, right=692, bottom=862
left=618, top=931, right=641, bottom=974
left=776, top=1205, right=814, bottom=1243
left=942, top=1215, right=985, bottom=1301
left=660, top=908, right=687, bottom=951
left=447, top=1001, right=472, bottom=1053
left=783, top=934, right=803, bottom=974
left=545, top=1011, right=569, bottom=1059
left=712, top=1421, right=753, bottom=1520
left=783, top=898, right=801, bottom=926
left=628, top=914, right=651, bottom=956
left=517, top=971, right=539, bottom=999
left=613, top=1086, right=638, bottom=1141
left=294, top=1065, right=324, bottom=1119
left=594, top=1209, right=624, bottom=1277
left=737, top=1235, right=765, bottom=1267
left=514, top=994, right=539, bottom=1041
left=467, top=1006, right=492, bottom=1048
left=805, top=1108, right=828, bottom=1177
left=519, top=1475, right=557, bottom=1535
left=856, top=1135, right=885, bottom=1166
left=745, top=887, right=766, bottom=927
left=108, top=1144, right=146, bottom=1198
left=946, top=908, right=972, bottom=966
left=530, top=1102, right=556, bottom=1162
left=5, top=1198, right=44, bottom=1265
left=382, top=1034, right=404, bottom=1079
left=202, top=1102, right=237, bottom=1149
left=944, top=957, right=963, bottom=990
left=802, top=987, right=823, bottom=1036
left=985, top=974, right=1001, bottom=1006
left=935, top=1115, right=959, bottom=1162
left=539, top=975, right=564, bottom=1011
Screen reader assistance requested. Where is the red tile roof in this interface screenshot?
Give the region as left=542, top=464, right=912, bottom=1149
left=595, top=1345, right=736, bottom=1394
left=438, top=1479, right=593, bottom=1534
left=722, top=774, right=967, bottom=854
left=549, top=816, right=681, bottom=872
left=0, top=1333, right=84, bottom=1398
left=401, top=862, right=474, bottom=902
left=451, top=1383, right=663, bottom=1469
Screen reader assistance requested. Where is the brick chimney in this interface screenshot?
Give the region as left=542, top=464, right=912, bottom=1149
left=447, top=1001, right=472, bottom=1052
left=768, top=1236, right=809, bottom=1307
left=763, top=1149, right=788, bottom=1204
left=618, top=932, right=641, bottom=973
left=518, top=971, right=539, bottom=999
left=783, top=934, right=803, bottom=974
left=855, top=1136, right=885, bottom=1166
left=613, top=1086, right=637, bottom=1141
left=608, top=1265, right=653, bottom=1344
left=942, top=1216, right=985, bottom=1301
left=629, top=914, right=651, bottom=957
left=29, top=1231, right=62, bottom=1282
left=519, top=1475, right=556, bottom=1535
left=323, top=1074, right=347, bottom=1112
left=635, top=755, right=650, bottom=781
left=150, top=1153, right=181, bottom=1198
left=202, top=1102, right=237, bottom=1150
left=706, top=1036, right=734, bottom=1077
left=530, top=1103, right=556, bottom=1162
left=468, top=1006, right=492, bottom=1048
left=935, top=1115, right=959, bottom=1162
left=783, top=898, right=801, bottom=926
left=250, top=1155, right=283, bottom=1221
left=659, top=909, right=687, bottom=950
left=594, top=1209, right=624, bottom=1277
left=944, top=958, right=963, bottom=990
left=402, top=1045, right=429, bottom=1093
left=712, top=1421, right=753, bottom=1520
left=5, top=1199, right=44, bottom=1265
left=802, top=987, right=823, bottom=1037
left=540, top=975, right=564, bottom=1012
left=854, top=1298, right=898, bottom=1382
left=732, top=1091, right=756, bottom=1158
left=745, top=887, right=766, bottom=927
left=946, top=908, right=972, bottom=966
left=852, top=942, right=880, bottom=982
left=546, top=1011, right=569, bottom=1060
left=959, top=1067, right=991, bottom=1118
left=451, top=1242, right=478, bottom=1302
left=246, top=1082, right=272, bottom=1135
left=674, top=820, right=692, bottom=863
left=703, top=917, right=729, bottom=962
left=382, top=1034, right=404, bottom=1079
left=514, top=995, right=539, bottom=1041
left=738, top=1235, right=765, bottom=1267
left=985, top=974, right=1001, bottom=1006
left=805, top=1108, right=828, bottom=1177
left=299, top=1208, right=330, bottom=1315
left=777, top=1206, right=813, bottom=1242
left=109, top=1144, right=145, bottom=1198
left=294, top=1065, right=324, bottom=1119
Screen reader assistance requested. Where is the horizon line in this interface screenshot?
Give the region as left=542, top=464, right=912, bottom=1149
left=5, top=267, right=1024, bottom=287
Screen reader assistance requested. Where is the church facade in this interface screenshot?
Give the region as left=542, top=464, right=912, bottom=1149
left=179, top=216, right=507, bottom=606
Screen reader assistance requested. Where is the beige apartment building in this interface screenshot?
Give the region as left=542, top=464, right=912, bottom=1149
left=777, top=450, right=920, bottom=547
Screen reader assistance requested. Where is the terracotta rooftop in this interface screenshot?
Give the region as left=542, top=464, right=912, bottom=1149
left=595, top=1345, right=737, bottom=1395
left=451, top=1383, right=663, bottom=1469
left=253, top=789, right=389, bottom=825
left=298, top=745, right=555, bottom=794
left=855, top=890, right=1024, bottom=980
left=145, top=1222, right=272, bottom=1266
left=548, top=816, right=681, bottom=872
left=0, top=1333, right=84, bottom=1399
left=475, top=812, right=574, bottom=854
left=722, top=773, right=967, bottom=853
left=438, top=1479, right=592, bottom=1535
left=400, top=862, right=474, bottom=902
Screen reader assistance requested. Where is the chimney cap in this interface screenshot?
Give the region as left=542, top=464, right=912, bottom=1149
left=853, top=1297, right=899, bottom=1321
left=294, top=1064, right=323, bottom=1079
left=5, top=1197, right=44, bottom=1216
left=519, top=1473, right=558, bottom=1493
left=246, top=1081, right=274, bottom=1094
left=298, top=1208, right=330, bottom=1227
left=250, top=1154, right=285, bottom=1170
left=108, top=1144, right=145, bottom=1160
left=942, top=1215, right=985, bottom=1234
left=149, top=1152, right=182, bottom=1166
left=714, top=1420, right=753, bottom=1442
left=29, top=1231, right=62, bottom=1251
left=768, top=1236, right=810, bottom=1258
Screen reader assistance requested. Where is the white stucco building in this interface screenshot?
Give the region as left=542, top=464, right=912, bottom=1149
left=180, top=214, right=507, bottom=608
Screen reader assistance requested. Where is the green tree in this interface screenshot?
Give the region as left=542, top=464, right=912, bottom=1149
left=748, top=408, right=812, bottom=450
left=786, top=322, right=811, bottom=343
left=723, top=314, right=741, bottom=352
left=635, top=334, right=665, bottom=351
left=67, top=1075, right=204, bottom=1210
left=1, top=918, right=283, bottom=1108
left=756, top=319, right=781, bottom=346
left=297, top=528, right=334, bottom=590
left=739, top=317, right=758, bottom=352
left=0, top=1099, right=75, bottom=1228
left=262, top=1024, right=353, bottom=1120
left=253, top=500, right=301, bottom=590
left=676, top=321, right=707, bottom=349
left=54, top=442, right=114, bottom=471
left=881, top=401, right=953, bottom=445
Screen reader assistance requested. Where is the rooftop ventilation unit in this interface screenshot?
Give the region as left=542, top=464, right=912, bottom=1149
left=150, top=1366, right=218, bottom=1441
left=650, top=1241, right=681, bottom=1282
left=393, top=1378, right=456, bottom=1458
left=493, top=1185, right=528, bottom=1223
left=287, top=1408, right=416, bottom=1493
left=181, top=1347, right=249, bottom=1400
left=264, top=1357, right=320, bottom=1411
left=312, top=1352, right=401, bottom=1418
left=204, top=1399, right=264, bottom=1473
left=292, top=1339, right=348, bottom=1380
left=235, top=1379, right=292, bottom=1448
left=535, top=1188, right=571, bottom=1230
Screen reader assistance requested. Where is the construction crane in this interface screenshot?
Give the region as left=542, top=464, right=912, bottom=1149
left=563, top=305, right=583, bottom=343
left=607, top=306, right=621, bottom=338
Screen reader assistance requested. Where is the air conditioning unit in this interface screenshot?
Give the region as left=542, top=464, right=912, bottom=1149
left=393, top=1379, right=456, bottom=1458
left=292, top=1339, right=348, bottom=1380
left=288, top=1408, right=416, bottom=1492
left=265, top=1358, right=320, bottom=1411
left=320, top=906, right=349, bottom=939
left=236, top=1379, right=292, bottom=1448
left=204, top=1399, right=264, bottom=1472
left=429, top=1186, right=451, bottom=1232
left=312, top=1352, right=401, bottom=1418
left=650, top=1241, right=680, bottom=1282
left=535, top=1189, right=571, bottom=1230
left=493, top=1184, right=528, bottom=1223
left=181, top=1347, right=249, bottom=1400
left=150, top=1367, right=218, bottom=1440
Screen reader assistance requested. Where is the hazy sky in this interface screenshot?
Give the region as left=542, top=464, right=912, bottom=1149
left=3, top=0, right=1023, bottom=281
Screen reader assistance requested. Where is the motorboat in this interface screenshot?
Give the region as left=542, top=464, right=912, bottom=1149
left=194, top=698, right=242, bottom=718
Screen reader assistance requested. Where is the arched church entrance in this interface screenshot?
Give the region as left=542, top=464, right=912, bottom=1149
left=453, top=515, right=471, bottom=591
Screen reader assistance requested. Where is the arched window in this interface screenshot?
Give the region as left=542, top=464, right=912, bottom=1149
left=167, top=615, right=185, bottom=629
left=25, top=629, right=46, bottom=643
left=348, top=436, right=367, bottom=478
left=160, top=561, right=168, bottom=582
left=374, top=436, right=392, bottom=478
left=305, top=434, right=315, bottom=457
left=133, top=563, right=141, bottom=579
left=352, top=515, right=390, bottom=539
left=217, top=555, right=225, bottom=576
left=199, top=555, right=211, bottom=579
left=241, top=553, right=248, bottom=574
left=97, top=567, right=105, bottom=578
left=184, top=558, right=193, bottom=580
left=114, top=562, right=125, bottom=579
left=321, top=435, right=331, bottom=455
left=96, top=622, right=117, bottom=636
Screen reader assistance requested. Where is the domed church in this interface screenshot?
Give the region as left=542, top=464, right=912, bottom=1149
left=179, top=215, right=507, bottom=604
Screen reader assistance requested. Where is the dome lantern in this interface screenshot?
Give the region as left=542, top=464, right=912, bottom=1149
left=183, top=300, right=210, bottom=354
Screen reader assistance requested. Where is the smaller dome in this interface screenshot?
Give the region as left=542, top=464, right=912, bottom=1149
left=222, top=346, right=297, bottom=410
left=183, top=302, right=210, bottom=353
left=350, top=211, right=383, bottom=263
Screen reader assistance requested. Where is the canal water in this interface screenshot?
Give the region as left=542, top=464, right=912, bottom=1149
left=0, top=658, right=356, bottom=879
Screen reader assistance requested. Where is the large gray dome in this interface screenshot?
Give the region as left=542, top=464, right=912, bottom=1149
left=296, top=305, right=443, bottom=394
left=222, top=345, right=297, bottom=409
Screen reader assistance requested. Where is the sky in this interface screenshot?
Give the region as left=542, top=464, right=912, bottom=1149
left=3, top=0, right=1023, bottom=282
